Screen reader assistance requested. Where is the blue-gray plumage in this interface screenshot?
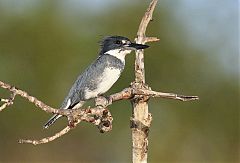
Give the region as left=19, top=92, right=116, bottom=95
left=44, top=36, right=149, bottom=129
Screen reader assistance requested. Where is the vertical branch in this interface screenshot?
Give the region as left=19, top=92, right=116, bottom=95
left=131, top=0, right=158, bottom=163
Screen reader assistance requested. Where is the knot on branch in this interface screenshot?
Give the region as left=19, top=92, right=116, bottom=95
left=97, top=108, right=113, bottom=133
left=77, top=104, right=113, bottom=133
left=95, top=96, right=112, bottom=108
left=131, top=81, right=151, bottom=103
left=130, top=114, right=152, bottom=134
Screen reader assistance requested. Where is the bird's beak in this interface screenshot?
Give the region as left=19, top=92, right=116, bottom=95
left=124, top=43, right=149, bottom=50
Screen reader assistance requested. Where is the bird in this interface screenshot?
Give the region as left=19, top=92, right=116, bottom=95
left=43, top=36, right=149, bottom=129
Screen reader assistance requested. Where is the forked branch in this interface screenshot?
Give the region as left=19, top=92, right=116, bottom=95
left=0, top=80, right=198, bottom=145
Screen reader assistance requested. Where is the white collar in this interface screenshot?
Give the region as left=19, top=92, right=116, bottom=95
left=104, top=49, right=132, bottom=63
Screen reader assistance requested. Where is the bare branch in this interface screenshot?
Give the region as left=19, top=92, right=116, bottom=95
left=0, top=80, right=116, bottom=144
left=133, top=89, right=199, bottom=101
left=0, top=80, right=58, bottom=114
left=144, top=37, right=160, bottom=43
left=19, top=123, right=75, bottom=145
left=136, top=0, right=159, bottom=42
left=1, top=71, right=198, bottom=145
left=0, top=97, right=13, bottom=111
left=18, top=107, right=113, bottom=145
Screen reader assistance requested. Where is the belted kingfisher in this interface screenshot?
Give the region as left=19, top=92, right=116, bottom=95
left=44, top=36, right=149, bottom=129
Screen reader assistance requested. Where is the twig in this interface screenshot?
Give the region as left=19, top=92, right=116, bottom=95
left=144, top=37, right=160, bottom=43
left=134, top=89, right=199, bottom=101
left=0, top=80, right=58, bottom=114
left=18, top=108, right=113, bottom=145
left=19, top=123, right=75, bottom=145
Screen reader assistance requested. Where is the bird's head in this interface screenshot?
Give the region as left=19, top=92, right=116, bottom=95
left=100, top=36, right=149, bottom=60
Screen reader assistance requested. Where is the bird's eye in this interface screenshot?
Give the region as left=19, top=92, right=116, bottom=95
left=116, top=40, right=122, bottom=44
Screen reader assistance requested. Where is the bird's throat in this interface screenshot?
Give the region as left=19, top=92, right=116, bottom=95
left=104, top=49, right=131, bottom=63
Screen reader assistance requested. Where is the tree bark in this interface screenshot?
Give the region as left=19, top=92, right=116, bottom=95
left=131, top=0, right=158, bottom=163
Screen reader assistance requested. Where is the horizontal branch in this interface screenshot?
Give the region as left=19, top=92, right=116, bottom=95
left=133, top=89, right=199, bottom=101
left=0, top=80, right=198, bottom=115
left=0, top=80, right=198, bottom=145
left=0, top=80, right=58, bottom=114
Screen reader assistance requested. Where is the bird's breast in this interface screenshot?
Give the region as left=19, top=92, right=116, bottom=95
left=84, top=67, right=121, bottom=99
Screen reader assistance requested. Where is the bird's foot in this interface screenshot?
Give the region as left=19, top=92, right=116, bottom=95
left=95, top=96, right=111, bottom=108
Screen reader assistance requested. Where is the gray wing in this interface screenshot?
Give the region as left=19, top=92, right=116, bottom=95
left=60, top=59, right=101, bottom=109
left=60, top=54, right=124, bottom=109
left=43, top=54, right=125, bottom=129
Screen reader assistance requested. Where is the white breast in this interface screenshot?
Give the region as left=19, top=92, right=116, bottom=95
left=84, top=67, right=121, bottom=99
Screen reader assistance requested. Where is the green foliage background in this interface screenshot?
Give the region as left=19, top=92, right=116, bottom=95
left=0, top=0, right=238, bottom=162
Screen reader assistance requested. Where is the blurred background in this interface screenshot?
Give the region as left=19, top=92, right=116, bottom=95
left=0, top=0, right=238, bottom=162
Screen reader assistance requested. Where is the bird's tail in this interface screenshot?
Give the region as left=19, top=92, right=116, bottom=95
left=43, top=100, right=85, bottom=129
left=43, top=114, right=62, bottom=129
